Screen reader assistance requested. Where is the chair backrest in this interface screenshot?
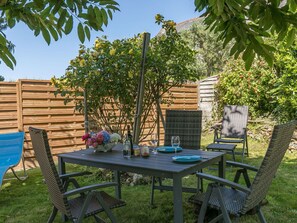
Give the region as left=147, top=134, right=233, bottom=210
left=221, top=105, right=248, bottom=139
left=242, top=120, right=297, bottom=213
left=29, top=127, right=72, bottom=217
left=0, top=132, right=25, bottom=185
left=164, top=110, right=202, bottom=149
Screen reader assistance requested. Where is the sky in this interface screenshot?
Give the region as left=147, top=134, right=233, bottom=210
left=1, top=0, right=200, bottom=81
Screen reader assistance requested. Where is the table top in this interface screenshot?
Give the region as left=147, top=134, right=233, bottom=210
left=59, top=145, right=224, bottom=178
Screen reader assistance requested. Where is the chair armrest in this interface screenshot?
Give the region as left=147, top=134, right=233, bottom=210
left=226, top=161, right=258, bottom=172
left=63, top=182, right=117, bottom=197
left=59, top=171, right=92, bottom=179
left=196, top=172, right=251, bottom=193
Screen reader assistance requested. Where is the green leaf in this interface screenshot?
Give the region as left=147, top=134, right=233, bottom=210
left=7, top=18, right=16, bottom=28
left=106, top=5, right=120, bottom=11
left=277, top=27, right=287, bottom=41
left=0, top=50, right=15, bottom=70
left=84, top=26, right=91, bottom=41
left=57, top=9, right=67, bottom=29
left=251, top=39, right=274, bottom=66
left=94, top=6, right=103, bottom=20
left=244, top=51, right=255, bottom=70
left=101, top=8, right=108, bottom=26
left=226, top=0, right=241, bottom=12
left=41, top=27, right=51, bottom=45
left=66, top=0, right=74, bottom=10
left=77, top=23, right=85, bottom=43
left=286, top=28, right=295, bottom=47
left=34, top=29, right=40, bottom=36
left=51, top=1, right=63, bottom=15
left=290, top=0, right=297, bottom=11
left=48, top=25, right=59, bottom=41
left=242, top=44, right=252, bottom=61
left=87, top=5, right=95, bottom=18
left=0, top=33, right=6, bottom=46
left=216, top=0, right=225, bottom=15
left=99, top=0, right=119, bottom=5
left=41, top=6, right=51, bottom=18
left=33, top=0, right=45, bottom=10
left=107, top=9, right=113, bottom=20
left=1, top=46, right=16, bottom=64
left=65, top=16, right=73, bottom=34
left=78, top=13, right=89, bottom=20
left=229, top=43, right=238, bottom=56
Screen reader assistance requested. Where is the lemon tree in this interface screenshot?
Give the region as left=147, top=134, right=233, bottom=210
left=52, top=16, right=198, bottom=138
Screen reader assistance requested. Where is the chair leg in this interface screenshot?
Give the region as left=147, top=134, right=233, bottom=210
left=256, top=206, right=267, bottom=223
left=77, top=193, right=93, bottom=223
left=158, top=177, right=163, bottom=192
left=245, top=137, right=249, bottom=157
left=241, top=141, right=246, bottom=163
left=216, top=186, right=232, bottom=223
left=233, top=169, right=251, bottom=188
left=95, top=192, right=117, bottom=223
left=198, top=184, right=213, bottom=223
left=232, top=150, right=236, bottom=161
left=10, top=157, right=28, bottom=181
left=94, top=214, right=105, bottom=223
left=150, top=176, right=156, bottom=206
left=47, top=206, right=58, bottom=223
left=197, top=169, right=203, bottom=192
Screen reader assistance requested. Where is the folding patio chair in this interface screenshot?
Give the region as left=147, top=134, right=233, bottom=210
left=150, top=110, right=202, bottom=205
left=190, top=120, right=297, bottom=223
left=212, top=105, right=249, bottom=162
left=0, top=131, right=28, bottom=187
left=29, top=127, right=126, bottom=223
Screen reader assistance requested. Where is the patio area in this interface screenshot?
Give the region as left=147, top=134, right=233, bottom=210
left=1, top=131, right=296, bottom=223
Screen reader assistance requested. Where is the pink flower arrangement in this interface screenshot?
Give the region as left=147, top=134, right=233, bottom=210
left=82, top=130, right=111, bottom=148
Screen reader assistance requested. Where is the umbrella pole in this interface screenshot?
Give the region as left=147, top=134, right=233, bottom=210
left=133, top=32, right=151, bottom=144
left=84, top=87, right=89, bottom=149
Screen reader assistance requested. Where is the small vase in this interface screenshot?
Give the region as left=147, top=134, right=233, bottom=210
left=93, top=142, right=115, bottom=153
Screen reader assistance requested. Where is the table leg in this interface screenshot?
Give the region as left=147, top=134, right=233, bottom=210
left=58, top=157, right=65, bottom=175
left=218, top=154, right=226, bottom=178
left=173, top=175, right=183, bottom=223
left=114, top=170, right=121, bottom=199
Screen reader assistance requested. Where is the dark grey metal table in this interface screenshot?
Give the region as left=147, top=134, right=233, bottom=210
left=58, top=146, right=225, bottom=223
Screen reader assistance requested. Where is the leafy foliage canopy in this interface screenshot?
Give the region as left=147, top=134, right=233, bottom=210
left=216, top=38, right=297, bottom=122
left=0, top=0, right=119, bottom=69
left=195, top=0, right=297, bottom=69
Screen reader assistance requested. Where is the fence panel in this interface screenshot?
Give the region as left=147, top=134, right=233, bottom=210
left=18, top=80, right=85, bottom=168
left=0, top=82, right=19, bottom=133
left=0, top=79, right=198, bottom=168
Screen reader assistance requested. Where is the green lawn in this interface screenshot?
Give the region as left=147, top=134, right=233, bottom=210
left=0, top=132, right=296, bottom=223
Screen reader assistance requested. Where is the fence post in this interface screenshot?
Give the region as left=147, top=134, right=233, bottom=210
left=16, top=80, right=23, bottom=132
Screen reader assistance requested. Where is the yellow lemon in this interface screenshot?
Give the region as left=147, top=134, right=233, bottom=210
left=109, top=48, right=116, bottom=56
left=95, top=43, right=101, bottom=49
left=79, top=59, right=86, bottom=67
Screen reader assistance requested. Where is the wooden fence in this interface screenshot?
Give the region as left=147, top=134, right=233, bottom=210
left=198, top=75, right=218, bottom=123
left=0, top=80, right=198, bottom=168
